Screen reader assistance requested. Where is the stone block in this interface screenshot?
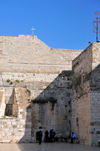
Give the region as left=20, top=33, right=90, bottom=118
left=19, top=120, right=25, bottom=125
left=18, top=129, right=25, bottom=132
left=9, top=129, right=13, bottom=132
left=12, top=122, right=16, bottom=125
left=7, top=121, right=11, bottom=125
left=18, top=115, right=22, bottom=119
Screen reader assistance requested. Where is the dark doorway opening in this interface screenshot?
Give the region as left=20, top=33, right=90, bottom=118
left=5, top=104, right=12, bottom=116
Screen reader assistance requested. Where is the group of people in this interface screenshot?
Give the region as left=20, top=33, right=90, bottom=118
left=38, top=129, right=55, bottom=145
left=45, top=129, right=55, bottom=142
left=38, top=130, right=76, bottom=145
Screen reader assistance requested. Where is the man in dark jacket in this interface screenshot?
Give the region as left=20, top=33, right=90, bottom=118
left=39, top=131, right=42, bottom=145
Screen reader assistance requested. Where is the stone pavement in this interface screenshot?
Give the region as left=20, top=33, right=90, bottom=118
left=0, top=143, right=100, bottom=151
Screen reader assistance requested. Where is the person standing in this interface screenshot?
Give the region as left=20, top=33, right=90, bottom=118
left=39, top=131, right=42, bottom=145
left=50, top=129, right=52, bottom=142
left=45, top=130, right=48, bottom=142
left=71, top=132, right=76, bottom=143
left=52, top=129, right=55, bottom=142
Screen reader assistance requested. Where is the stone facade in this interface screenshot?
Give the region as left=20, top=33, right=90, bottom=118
left=72, top=42, right=100, bottom=146
left=0, top=35, right=82, bottom=143
left=72, top=45, right=92, bottom=145
left=31, top=71, right=72, bottom=142
left=0, top=87, right=31, bottom=143
left=0, top=35, right=82, bottom=73
left=90, top=43, right=100, bottom=146
left=0, top=35, right=100, bottom=146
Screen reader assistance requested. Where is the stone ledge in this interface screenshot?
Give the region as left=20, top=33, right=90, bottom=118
left=0, top=140, right=10, bottom=143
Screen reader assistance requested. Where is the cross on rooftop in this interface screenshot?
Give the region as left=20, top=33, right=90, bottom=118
left=93, top=11, right=100, bottom=42
left=31, top=27, right=36, bottom=36
left=95, top=11, right=99, bottom=16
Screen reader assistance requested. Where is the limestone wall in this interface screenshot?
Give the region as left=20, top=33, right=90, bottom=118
left=0, top=35, right=82, bottom=73
left=2, top=72, right=58, bottom=84
left=92, top=42, right=100, bottom=70
left=0, top=87, right=31, bottom=143
left=90, top=62, right=100, bottom=146
left=0, top=88, right=6, bottom=117
left=0, top=107, right=31, bottom=143
left=0, top=34, right=83, bottom=143
left=72, top=44, right=92, bottom=145
left=31, top=71, right=72, bottom=141
left=90, top=92, right=100, bottom=146
left=0, top=70, right=72, bottom=143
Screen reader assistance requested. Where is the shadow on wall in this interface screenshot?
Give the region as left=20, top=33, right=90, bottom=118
left=0, top=70, right=72, bottom=144
left=19, top=70, right=72, bottom=143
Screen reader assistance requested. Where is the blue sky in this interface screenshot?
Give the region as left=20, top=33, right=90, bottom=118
left=0, top=0, right=100, bottom=49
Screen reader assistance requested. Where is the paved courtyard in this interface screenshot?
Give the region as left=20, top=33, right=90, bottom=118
left=0, top=143, right=100, bottom=151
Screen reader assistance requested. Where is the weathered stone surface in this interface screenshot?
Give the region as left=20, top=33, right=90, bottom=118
left=0, top=35, right=82, bottom=73
left=72, top=42, right=100, bottom=146
left=0, top=35, right=99, bottom=146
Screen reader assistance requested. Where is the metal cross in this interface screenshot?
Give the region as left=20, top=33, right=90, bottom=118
left=31, top=27, right=36, bottom=36
left=93, top=11, right=100, bottom=42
